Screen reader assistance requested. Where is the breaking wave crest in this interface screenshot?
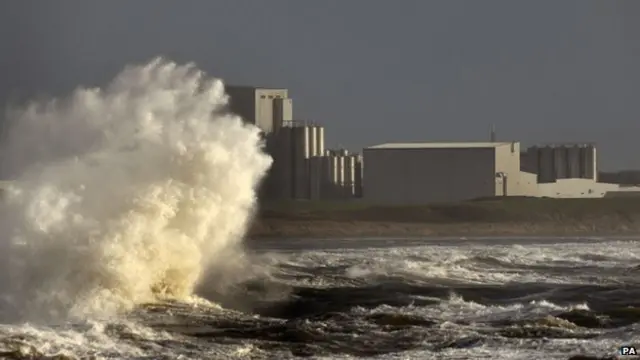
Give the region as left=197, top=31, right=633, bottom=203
left=0, top=57, right=272, bottom=323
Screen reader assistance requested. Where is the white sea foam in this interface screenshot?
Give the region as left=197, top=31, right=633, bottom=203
left=0, top=57, right=272, bottom=322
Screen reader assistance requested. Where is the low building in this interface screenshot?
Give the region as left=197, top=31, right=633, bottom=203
left=362, top=142, right=524, bottom=204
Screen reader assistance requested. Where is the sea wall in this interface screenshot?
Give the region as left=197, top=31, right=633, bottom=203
left=249, top=198, right=640, bottom=238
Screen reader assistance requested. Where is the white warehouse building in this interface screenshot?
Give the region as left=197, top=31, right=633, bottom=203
left=362, top=142, right=536, bottom=204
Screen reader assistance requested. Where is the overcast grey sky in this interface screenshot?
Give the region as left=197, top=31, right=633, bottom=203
left=1, top=1, right=638, bottom=170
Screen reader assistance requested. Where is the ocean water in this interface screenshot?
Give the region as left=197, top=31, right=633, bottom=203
left=1, top=236, right=639, bottom=359
left=0, top=58, right=638, bottom=359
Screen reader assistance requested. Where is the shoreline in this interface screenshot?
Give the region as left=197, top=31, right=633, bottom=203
left=248, top=219, right=640, bottom=239
left=248, top=198, right=640, bottom=239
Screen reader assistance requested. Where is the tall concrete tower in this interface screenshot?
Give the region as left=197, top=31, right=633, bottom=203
left=225, top=85, right=293, bottom=134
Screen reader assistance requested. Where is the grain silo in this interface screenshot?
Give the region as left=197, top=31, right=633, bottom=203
left=580, top=144, right=596, bottom=180
left=347, top=155, right=358, bottom=197
left=567, top=145, right=581, bottom=178
left=275, top=126, right=294, bottom=198
left=321, top=156, right=334, bottom=198
left=537, top=146, right=556, bottom=183
left=327, top=155, right=337, bottom=185
left=336, top=156, right=345, bottom=188
left=308, top=156, right=323, bottom=200
left=316, top=126, right=325, bottom=157
left=354, top=155, right=363, bottom=198
left=526, top=143, right=597, bottom=183
left=553, top=146, right=569, bottom=179
left=308, top=126, right=318, bottom=157
left=292, top=125, right=310, bottom=199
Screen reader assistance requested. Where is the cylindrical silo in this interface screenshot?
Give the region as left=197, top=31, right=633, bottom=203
left=580, top=145, right=596, bottom=180
left=316, top=126, right=325, bottom=157
left=344, top=155, right=356, bottom=197
left=321, top=156, right=333, bottom=198
left=567, top=145, right=581, bottom=179
left=292, top=126, right=310, bottom=199
left=276, top=127, right=294, bottom=198
left=329, top=156, right=339, bottom=184
left=337, top=156, right=345, bottom=187
left=292, top=125, right=310, bottom=159
left=537, top=146, right=555, bottom=183
left=308, top=157, right=322, bottom=200
left=324, top=156, right=339, bottom=199
left=354, top=155, right=363, bottom=198
left=308, top=126, right=318, bottom=157
left=591, top=146, right=597, bottom=180
left=553, top=146, right=569, bottom=179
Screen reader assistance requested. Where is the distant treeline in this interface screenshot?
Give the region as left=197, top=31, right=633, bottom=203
left=599, top=170, right=640, bottom=185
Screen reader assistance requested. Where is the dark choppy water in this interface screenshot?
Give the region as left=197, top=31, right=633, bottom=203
left=1, top=236, right=639, bottom=359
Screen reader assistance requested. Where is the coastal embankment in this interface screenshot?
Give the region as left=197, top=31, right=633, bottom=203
left=249, top=197, right=640, bottom=238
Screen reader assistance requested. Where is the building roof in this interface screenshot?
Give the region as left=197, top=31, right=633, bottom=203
left=366, top=142, right=515, bottom=150
left=226, top=85, right=288, bottom=91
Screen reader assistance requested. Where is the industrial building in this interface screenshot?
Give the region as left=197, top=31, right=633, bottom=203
left=362, top=141, right=640, bottom=204
left=269, top=122, right=363, bottom=200
left=520, top=143, right=597, bottom=183
left=0, top=82, right=635, bottom=205
left=518, top=143, right=611, bottom=198
left=519, top=143, right=640, bottom=198
left=362, top=142, right=528, bottom=204
left=225, top=86, right=292, bottom=134
left=225, top=85, right=362, bottom=201
left=224, top=85, right=640, bottom=204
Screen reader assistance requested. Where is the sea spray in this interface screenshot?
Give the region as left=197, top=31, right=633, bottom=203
left=0, top=57, right=272, bottom=322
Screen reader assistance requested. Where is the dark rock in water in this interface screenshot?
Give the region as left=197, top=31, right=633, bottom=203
left=567, top=355, right=617, bottom=360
